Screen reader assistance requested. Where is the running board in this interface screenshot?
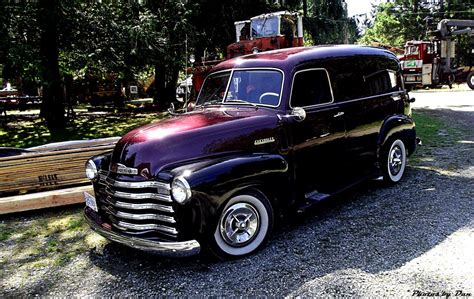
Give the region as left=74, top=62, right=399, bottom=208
left=296, top=191, right=331, bottom=213
left=305, top=190, right=331, bottom=201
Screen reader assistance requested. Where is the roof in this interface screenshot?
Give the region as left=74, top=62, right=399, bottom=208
left=212, top=45, right=398, bottom=72
left=250, top=11, right=298, bottom=20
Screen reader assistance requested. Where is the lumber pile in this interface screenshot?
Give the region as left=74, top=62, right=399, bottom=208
left=0, top=137, right=119, bottom=214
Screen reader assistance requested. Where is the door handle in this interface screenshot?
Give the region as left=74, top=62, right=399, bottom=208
left=333, top=111, right=344, bottom=118
left=319, top=133, right=330, bottom=138
left=392, top=95, right=401, bottom=101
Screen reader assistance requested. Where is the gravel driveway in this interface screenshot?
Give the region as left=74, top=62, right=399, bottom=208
left=1, top=90, right=473, bottom=297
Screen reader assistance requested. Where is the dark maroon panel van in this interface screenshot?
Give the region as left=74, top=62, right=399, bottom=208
left=84, top=45, right=417, bottom=258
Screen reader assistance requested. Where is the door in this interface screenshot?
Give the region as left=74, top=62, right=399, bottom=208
left=288, top=68, right=347, bottom=196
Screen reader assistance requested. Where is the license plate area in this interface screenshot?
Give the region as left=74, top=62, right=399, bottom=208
left=84, top=192, right=98, bottom=212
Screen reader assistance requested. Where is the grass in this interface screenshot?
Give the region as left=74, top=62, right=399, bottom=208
left=0, top=107, right=463, bottom=276
left=0, top=110, right=166, bottom=148
left=0, top=207, right=107, bottom=273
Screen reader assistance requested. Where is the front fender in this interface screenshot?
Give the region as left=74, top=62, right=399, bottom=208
left=167, top=154, right=290, bottom=238
left=170, top=154, right=288, bottom=194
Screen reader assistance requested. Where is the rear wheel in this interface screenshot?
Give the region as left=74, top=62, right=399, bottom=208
left=382, top=138, right=407, bottom=184
left=467, top=72, right=474, bottom=90
left=211, top=190, right=273, bottom=258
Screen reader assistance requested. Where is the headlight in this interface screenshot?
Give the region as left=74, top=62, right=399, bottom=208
left=85, top=159, right=98, bottom=180
left=171, top=176, right=192, bottom=204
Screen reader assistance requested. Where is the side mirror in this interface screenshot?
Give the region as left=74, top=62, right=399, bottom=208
left=408, top=97, right=416, bottom=103
left=291, top=107, right=306, bottom=122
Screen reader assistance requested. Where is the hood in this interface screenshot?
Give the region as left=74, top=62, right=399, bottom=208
left=110, top=107, right=282, bottom=178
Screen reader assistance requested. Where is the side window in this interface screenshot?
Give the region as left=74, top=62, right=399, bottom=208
left=363, top=69, right=401, bottom=95
left=291, top=69, right=333, bottom=107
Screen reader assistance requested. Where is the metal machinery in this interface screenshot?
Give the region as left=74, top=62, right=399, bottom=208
left=401, top=19, right=474, bottom=89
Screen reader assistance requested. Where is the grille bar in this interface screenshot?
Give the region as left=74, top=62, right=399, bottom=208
left=113, top=221, right=178, bottom=235
left=99, top=174, right=170, bottom=191
left=104, top=197, right=174, bottom=213
left=105, top=188, right=172, bottom=203
left=103, top=206, right=176, bottom=223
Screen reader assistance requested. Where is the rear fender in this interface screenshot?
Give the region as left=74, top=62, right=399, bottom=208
left=377, top=115, right=417, bottom=158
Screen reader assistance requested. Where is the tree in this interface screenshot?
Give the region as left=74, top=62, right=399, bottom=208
left=358, top=3, right=406, bottom=47
left=38, top=0, right=66, bottom=132
left=282, top=0, right=359, bottom=45
left=359, top=0, right=474, bottom=48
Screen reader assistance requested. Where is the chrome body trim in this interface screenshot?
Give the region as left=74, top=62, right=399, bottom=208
left=84, top=209, right=200, bottom=257
left=103, top=206, right=176, bottom=223
left=105, top=188, right=172, bottom=203
left=104, top=197, right=174, bottom=213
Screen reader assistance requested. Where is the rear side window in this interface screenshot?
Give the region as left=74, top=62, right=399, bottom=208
left=364, top=69, right=399, bottom=95
left=291, top=69, right=333, bottom=107
left=326, top=56, right=401, bottom=101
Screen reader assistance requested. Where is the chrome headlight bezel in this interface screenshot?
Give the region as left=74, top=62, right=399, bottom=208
left=171, top=176, right=192, bottom=204
left=85, top=159, right=98, bottom=181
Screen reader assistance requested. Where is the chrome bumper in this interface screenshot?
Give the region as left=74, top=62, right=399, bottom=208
left=84, top=209, right=201, bottom=257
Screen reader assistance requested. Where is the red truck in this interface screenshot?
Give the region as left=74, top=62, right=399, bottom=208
left=400, top=19, right=474, bottom=90
left=190, top=11, right=303, bottom=98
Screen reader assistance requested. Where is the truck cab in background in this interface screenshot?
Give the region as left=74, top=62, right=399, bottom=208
left=400, top=19, right=474, bottom=90
left=227, top=11, right=304, bottom=58
left=191, top=11, right=303, bottom=97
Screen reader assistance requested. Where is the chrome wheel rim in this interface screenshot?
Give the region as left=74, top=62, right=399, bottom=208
left=389, top=145, right=403, bottom=176
left=220, top=203, right=260, bottom=247
left=470, top=76, right=474, bottom=86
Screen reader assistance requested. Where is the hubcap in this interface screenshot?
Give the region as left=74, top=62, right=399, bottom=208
left=470, top=76, right=474, bottom=86
left=389, top=145, right=403, bottom=176
left=220, top=203, right=260, bottom=247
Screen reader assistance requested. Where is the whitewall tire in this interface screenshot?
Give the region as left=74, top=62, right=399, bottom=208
left=212, top=191, right=273, bottom=258
left=383, top=138, right=407, bottom=183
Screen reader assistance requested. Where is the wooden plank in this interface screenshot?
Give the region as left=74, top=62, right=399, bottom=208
left=0, top=137, right=118, bottom=194
left=0, top=145, right=115, bottom=165
left=0, top=185, right=91, bottom=214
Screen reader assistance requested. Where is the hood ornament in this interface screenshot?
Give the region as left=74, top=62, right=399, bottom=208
left=110, top=163, right=138, bottom=175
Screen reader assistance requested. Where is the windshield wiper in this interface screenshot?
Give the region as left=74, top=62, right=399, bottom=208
left=224, top=99, right=258, bottom=109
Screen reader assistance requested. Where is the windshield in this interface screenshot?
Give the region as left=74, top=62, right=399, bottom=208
left=197, top=69, right=283, bottom=107
left=251, top=16, right=279, bottom=38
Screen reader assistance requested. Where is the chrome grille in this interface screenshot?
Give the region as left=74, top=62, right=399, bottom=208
left=96, top=170, right=178, bottom=238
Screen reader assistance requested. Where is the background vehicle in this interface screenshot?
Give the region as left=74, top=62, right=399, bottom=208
left=190, top=11, right=303, bottom=97
left=401, top=19, right=474, bottom=89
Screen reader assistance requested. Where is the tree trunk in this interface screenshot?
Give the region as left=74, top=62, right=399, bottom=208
left=303, top=0, right=308, bottom=17
left=38, top=0, right=65, bottom=132
left=154, top=62, right=179, bottom=109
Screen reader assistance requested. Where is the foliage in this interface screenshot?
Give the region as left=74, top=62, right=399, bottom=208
left=359, top=0, right=474, bottom=48
left=0, top=111, right=165, bottom=148
left=358, top=3, right=406, bottom=47
left=282, top=0, right=360, bottom=45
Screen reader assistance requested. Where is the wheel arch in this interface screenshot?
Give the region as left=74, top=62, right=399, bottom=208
left=377, top=114, right=417, bottom=160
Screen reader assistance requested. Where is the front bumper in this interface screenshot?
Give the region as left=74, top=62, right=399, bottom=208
left=84, top=208, right=201, bottom=257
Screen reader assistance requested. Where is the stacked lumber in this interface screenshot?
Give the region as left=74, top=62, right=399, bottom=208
left=0, top=137, right=119, bottom=214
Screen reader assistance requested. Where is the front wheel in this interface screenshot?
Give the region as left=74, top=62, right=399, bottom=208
left=211, top=191, right=273, bottom=258
left=382, top=138, right=407, bottom=184
left=467, top=72, right=474, bottom=90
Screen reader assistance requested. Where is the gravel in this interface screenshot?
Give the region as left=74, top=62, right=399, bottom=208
left=1, top=93, right=473, bottom=297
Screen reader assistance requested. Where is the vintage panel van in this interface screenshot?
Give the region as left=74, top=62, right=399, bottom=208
left=84, top=45, right=417, bottom=258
